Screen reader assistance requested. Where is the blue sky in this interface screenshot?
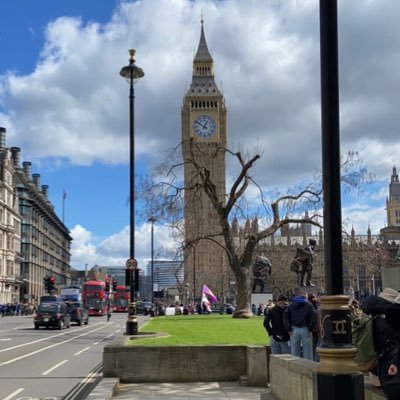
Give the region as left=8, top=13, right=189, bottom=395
left=0, top=0, right=399, bottom=270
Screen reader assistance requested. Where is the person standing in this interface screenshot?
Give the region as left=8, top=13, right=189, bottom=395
left=308, top=293, right=321, bottom=361
left=106, top=301, right=111, bottom=322
left=284, top=290, right=316, bottom=360
left=264, top=294, right=290, bottom=354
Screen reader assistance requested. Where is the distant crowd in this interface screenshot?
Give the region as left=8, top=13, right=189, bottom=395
left=1, top=302, right=36, bottom=316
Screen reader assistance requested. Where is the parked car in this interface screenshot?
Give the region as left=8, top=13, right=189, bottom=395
left=34, top=302, right=71, bottom=330
left=65, top=301, right=89, bottom=326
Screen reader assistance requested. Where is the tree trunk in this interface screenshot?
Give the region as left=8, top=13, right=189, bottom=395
left=232, top=265, right=253, bottom=318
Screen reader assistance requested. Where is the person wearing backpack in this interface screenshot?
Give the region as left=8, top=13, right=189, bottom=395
left=362, top=287, right=400, bottom=399
left=263, top=294, right=290, bottom=354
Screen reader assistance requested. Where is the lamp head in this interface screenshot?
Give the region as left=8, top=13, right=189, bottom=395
left=120, top=49, right=145, bottom=83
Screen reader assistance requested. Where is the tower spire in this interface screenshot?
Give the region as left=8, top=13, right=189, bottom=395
left=392, top=164, right=399, bottom=183
left=194, top=16, right=213, bottom=63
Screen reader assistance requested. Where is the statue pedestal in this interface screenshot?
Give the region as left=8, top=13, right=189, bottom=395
left=294, top=286, right=319, bottom=296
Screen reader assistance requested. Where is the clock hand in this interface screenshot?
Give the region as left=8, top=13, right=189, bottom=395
left=195, top=121, right=205, bottom=129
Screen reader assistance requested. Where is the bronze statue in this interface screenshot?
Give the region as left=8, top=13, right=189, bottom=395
left=252, top=254, right=272, bottom=293
left=290, top=239, right=316, bottom=287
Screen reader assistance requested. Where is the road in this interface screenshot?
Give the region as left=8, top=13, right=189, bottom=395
left=0, top=312, right=142, bottom=400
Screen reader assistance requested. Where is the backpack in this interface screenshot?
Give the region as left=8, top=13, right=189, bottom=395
left=377, top=334, right=400, bottom=400
left=351, top=311, right=378, bottom=372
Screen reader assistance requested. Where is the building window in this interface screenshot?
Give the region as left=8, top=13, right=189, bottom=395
left=6, top=260, right=13, bottom=276
left=21, top=224, right=30, bottom=239
left=22, top=243, right=29, bottom=258
left=20, top=205, right=29, bottom=217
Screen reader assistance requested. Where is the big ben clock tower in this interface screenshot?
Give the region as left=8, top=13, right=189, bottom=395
left=182, top=18, right=227, bottom=300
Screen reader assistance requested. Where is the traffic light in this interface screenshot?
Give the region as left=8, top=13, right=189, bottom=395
left=105, top=278, right=110, bottom=292
left=44, top=277, right=49, bottom=292
left=48, top=276, right=55, bottom=293
left=112, top=279, right=117, bottom=292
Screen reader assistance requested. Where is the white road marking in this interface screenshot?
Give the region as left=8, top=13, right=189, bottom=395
left=0, top=324, right=104, bottom=353
left=42, top=359, right=69, bottom=375
left=106, top=333, right=114, bottom=338
left=93, top=342, right=99, bottom=345
left=0, top=325, right=110, bottom=366
left=115, top=329, right=121, bottom=333
left=2, top=388, right=24, bottom=400
left=74, top=346, right=90, bottom=356
left=0, top=338, right=12, bottom=341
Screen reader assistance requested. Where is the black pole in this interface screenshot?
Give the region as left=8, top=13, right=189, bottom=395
left=151, top=217, right=154, bottom=304
left=320, top=0, right=343, bottom=295
left=193, top=245, right=196, bottom=302
left=120, top=49, right=144, bottom=336
left=129, top=75, right=136, bottom=305
left=315, top=3, right=364, bottom=398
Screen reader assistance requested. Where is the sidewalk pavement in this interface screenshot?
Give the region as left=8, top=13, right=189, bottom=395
left=88, top=378, right=274, bottom=400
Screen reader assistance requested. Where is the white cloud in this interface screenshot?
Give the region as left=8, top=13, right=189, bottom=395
left=1, top=0, right=398, bottom=183
left=70, top=221, right=180, bottom=273
left=1, top=0, right=399, bottom=265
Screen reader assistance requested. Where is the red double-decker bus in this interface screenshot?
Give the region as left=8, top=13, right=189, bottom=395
left=82, top=280, right=108, bottom=316
left=112, top=285, right=129, bottom=312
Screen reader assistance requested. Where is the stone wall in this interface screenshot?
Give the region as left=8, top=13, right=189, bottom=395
left=269, top=354, right=386, bottom=400
left=103, top=337, right=268, bottom=386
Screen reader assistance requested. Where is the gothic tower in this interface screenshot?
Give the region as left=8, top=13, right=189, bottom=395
left=181, top=19, right=227, bottom=300
left=387, top=165, right=400, bottom=227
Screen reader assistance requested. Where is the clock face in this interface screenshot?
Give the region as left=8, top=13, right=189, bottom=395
left=192, top=115, right=217, bottom=138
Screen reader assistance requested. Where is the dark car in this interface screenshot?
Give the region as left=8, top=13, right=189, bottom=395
left=137, top=301, right=154, bottom=315
left=66, top=301, right=89, bottom=326
left=34, top=302, right=71, bottom=330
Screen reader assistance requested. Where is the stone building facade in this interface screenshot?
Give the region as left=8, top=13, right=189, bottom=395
left=0, top=127, right=22, bottom=304
left=258, top=228, right=386, bottom=299
left=10, top=145, right=72, bottom=303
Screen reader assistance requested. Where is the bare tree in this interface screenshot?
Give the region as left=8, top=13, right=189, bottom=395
left=138, top=141, right=373, bottom=318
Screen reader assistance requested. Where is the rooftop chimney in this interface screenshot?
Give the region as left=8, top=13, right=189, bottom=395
left=32, top=173, right=41, bottom=190
left=22, top=161, right=32, bottom=180
left=0, top=127, right=6, bottom=150
left=10, top=147, right=21, bottom=167
left=41, top=184, right=49, bottom=200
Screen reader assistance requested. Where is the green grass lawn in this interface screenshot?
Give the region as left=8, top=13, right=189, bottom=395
left=128, top=314, right=269, bottom=346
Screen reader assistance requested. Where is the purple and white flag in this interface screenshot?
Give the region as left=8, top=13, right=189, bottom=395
left=201, top=293, right=212, bottom=313
left=202, top=284, right=218, bottom=303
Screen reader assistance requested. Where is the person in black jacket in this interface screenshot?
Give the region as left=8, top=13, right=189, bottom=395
left=264, top=294, right=290, bottom=354
left=361, top=288, right=400, bottom=398
left=283, top=290, right=316, bottom=360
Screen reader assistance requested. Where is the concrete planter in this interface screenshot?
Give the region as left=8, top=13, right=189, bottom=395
left=103, top=337, right=268, bottom=386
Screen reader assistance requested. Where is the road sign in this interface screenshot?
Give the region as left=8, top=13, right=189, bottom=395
left=126, top=258, right=138, bottom=270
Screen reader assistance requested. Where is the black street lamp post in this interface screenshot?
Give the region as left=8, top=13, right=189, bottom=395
left=315, top=2, right=364, bottom=399
left=148, top=214, right=156, bottom=306
left=120, top=49, right=144, bottom=335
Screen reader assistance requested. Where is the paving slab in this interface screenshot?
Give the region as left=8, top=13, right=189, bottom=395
left=110, top=381, right=271, bottom=400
